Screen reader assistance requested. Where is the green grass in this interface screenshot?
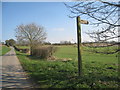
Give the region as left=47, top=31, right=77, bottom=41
left=16, top=45, right=119, bottom=88
left=0, top=45, right=11, bottom=55
left=54, top=46, right=78, bottom=60
left=17, top=45, right=30, bottom=49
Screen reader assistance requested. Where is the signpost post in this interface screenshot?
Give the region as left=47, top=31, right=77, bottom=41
left=76, top=16, right=89, bottom=76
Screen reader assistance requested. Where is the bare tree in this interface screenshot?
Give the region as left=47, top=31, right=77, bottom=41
left=15, top=23, right=47, bottom=55
left=65, top=0, right=120, bottom=54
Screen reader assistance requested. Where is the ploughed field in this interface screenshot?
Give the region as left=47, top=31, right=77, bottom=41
left=16, top=45, right=119, bottom=88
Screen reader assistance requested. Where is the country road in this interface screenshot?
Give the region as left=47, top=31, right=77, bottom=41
left=0, top=47, right=33, bottom=88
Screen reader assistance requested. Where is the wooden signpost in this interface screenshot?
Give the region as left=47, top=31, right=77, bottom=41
left=76, top=16, right=89, bottom=76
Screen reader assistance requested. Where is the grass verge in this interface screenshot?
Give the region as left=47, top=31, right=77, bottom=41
left=16, top=45, right=119, bottom=88
left=0, top=45, right=11, bottom=56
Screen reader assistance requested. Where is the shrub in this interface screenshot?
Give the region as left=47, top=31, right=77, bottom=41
left=13, top=46, right=20, bottom=51
left=13, top=46, right=29, bottom=53
left=32, top=46, right=57, bottom=59
left=20, top=49, right=29, bottom=53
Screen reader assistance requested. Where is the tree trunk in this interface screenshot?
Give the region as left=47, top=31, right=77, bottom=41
left=30, top=44, right=33, bottom=56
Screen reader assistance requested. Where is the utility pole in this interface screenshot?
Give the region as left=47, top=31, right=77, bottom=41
left=76, top=16, right=89, bottom=76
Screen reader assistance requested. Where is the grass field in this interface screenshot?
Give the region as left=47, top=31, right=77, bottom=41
left=16, top=45, right=119, bottom=88
left=0, top=45, right=11, bottom=56
left=17, top=45, right=30, bottom=49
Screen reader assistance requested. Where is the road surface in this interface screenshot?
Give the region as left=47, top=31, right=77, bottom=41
left=0, top=47, right=33, bottom=88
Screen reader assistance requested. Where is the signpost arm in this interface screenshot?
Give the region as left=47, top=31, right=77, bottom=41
left=77, top=16, right=82, bottom=76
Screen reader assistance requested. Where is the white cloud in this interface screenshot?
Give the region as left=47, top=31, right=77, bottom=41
left=52, top=28, right=65, bottom=31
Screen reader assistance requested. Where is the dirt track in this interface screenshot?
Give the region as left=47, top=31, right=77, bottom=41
left=1, top=47, right=33, bottom=88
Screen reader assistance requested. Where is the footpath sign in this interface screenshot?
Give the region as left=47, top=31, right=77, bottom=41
left=76, top=16, right=89, bottom=76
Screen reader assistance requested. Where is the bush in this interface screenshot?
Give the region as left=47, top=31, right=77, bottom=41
left=14, top=46, right=29, bottom=53
left=20, top=49, right=29, bottom=53
left=13, top=46, right=20, bottom=51
left=32, top=46, right=57, bottom=59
